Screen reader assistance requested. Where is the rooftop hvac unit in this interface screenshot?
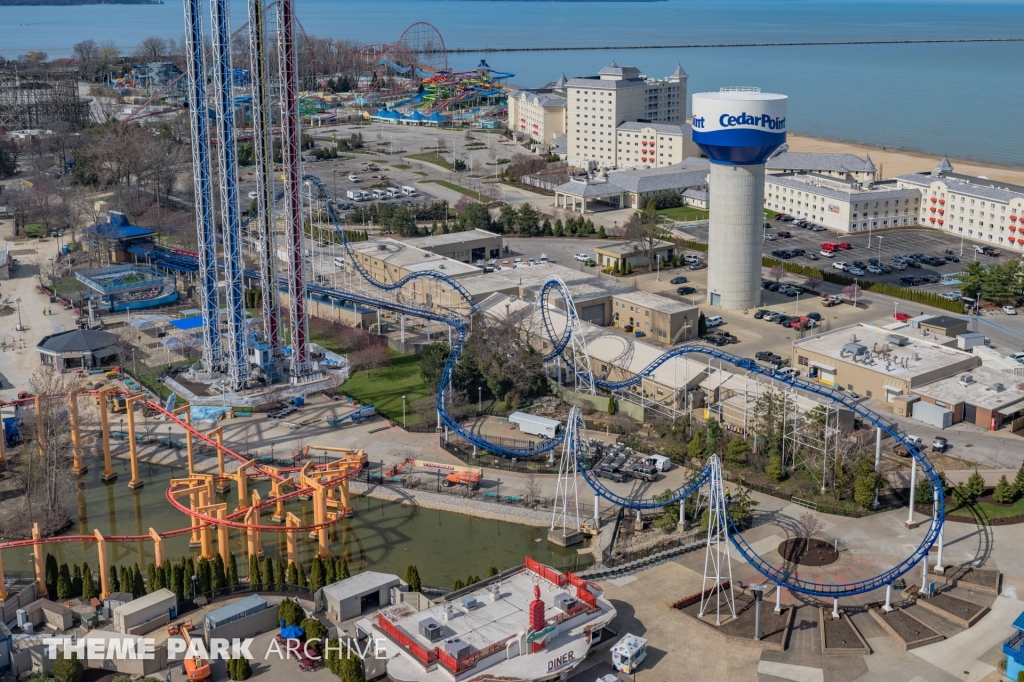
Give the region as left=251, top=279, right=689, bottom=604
left=441, top=603, right=454, bottom=622
left=443, top=638, right=471, bottom=659
left=487, top=583, right=501, bottom=602
left=992, top=383, right=1005, bottom=392
left=554, top=593, right=579, bottom=613
left=850, top=333, right=858, bottom=343
left=959, top=374, right=974, bottom=385
left=913, top=352, right=920, bottom=361
left=419, top=618, right=444, bottom=642
left=886, top=335, right=910, bottom=347
left=16, top=610, right=27, bottom=629
left=460, top=596, right=478, bottom=611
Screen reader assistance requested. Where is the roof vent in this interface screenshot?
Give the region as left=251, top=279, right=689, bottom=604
left=886, top=335, right=909, bottom=347
left=959, top=374, right=974, bottom=385
left=913, top=352, right=920, bottom=361
left=849, top=333, right=858, bottom=343
left=460, top=596, right=478, bottom=611
left=992, top=382, right=1005, bottom=392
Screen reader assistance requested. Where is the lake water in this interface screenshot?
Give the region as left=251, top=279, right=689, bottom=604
left=1, top=461, right=588, bottom=589
left=3, top=0, right=1024, bottom=165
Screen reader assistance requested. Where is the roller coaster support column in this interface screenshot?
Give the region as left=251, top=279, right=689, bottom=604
left=594, top=493, right=599, bottom=528
left=174, top=406, right=194, bottom=475
left=315, top=488, right=329, bottom=559
left=679, top=496, right=686, bottom=528
left=149, top=528, right=164, bottom=567
left=69, top=391, right=86, bottom=474
left=832, top=597, right=839, bottom=620
left=285, top=512, right=300, bottom=568
left=920, top=553, right=929, bottom=594
left=271, top=475, right=286, bottom=522
left=872, top=426, right=882, bottom=508
left=774, top=584, right=782, bottom=615
left=198, top=489, right=214, bottom=559
left=94, top=530, right=110, bottom=598
left=400, top=315, right=405, bottom=342
left=31, top=523, right=44, bottom=593
left=883, top=584, right=893, bottom=612
left=216, top=507, right=230, bottom=568
left=933, top=487, right=945, bottom=574
left=209, top=427, right=230, bottom=493
left=99, top=388, right=116, bottom=482
left=906, top=457, right=918, bottom=528
left=189, top=488, right=201, bottom=547
left=234, top=461, right=253, bottom=511
left=198, top=500, right=228, bottom=563
left=0, top=418, right=5, bottom=464
left=244, top=506, right=258, bottom=557
left=125, top=395, right=144, bottom=489
left=0, top=547, right=7, bottom=600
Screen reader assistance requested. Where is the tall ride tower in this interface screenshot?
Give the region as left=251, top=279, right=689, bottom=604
left=692, top=89, right=787, bottom=310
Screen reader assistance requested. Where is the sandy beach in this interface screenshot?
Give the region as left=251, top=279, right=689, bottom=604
left=785, top=132, right=1024, bottom=186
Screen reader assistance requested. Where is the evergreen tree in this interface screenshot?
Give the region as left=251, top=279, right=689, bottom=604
left=705, top=418, right=723, bottom=458
left=147, top=564, right=157, bottom=594
left=853, top=470, right=881, bottom=509
left=296, top=561, right=307, bottom=588
left=765, top=452, right=784, bottom=482
left=404, top=565, right=422, bottom=592
left=234, top=655, right=252, bottom=680
left=82, top=563, right=96, bottom=601
left=553, top=219, right=564, bottom=237
left=211, top=555, right=225, bottom=593
left=163, top=559, right=173, bottom=586
left=109, top=565, right=120, bottom=593
left=227, top=553, right=239, bottom=587
left=725, top=437, right=752, bottom=465
left=277, top=558, right=287, bottom=590
left=287, top=562, right=299, bottom=586
left=120, top=567, right=132, bottom=596
left=249, top=555, right=262, bottom=589
left=340, top=650, right=366, bottom=682
left=309, top=557, right=324, bottom=593
left=453, top=579, right=464, bottom=591
left=72, top=564, right=83, bottom=598
left=197, top=558, right=211, bottom=594
left=624, top=261, right=632, bottom=275
left=487, top=566, right=499, bottom=577
left=337, top=557, right=350, bottom=580
left=156, top=565, right=166, bottom=591
left=45, top=554, right=59, bottom=600
left=607, top=396, right=616, bottom=415
left=686, top=431, right=703, bottom=460
left=325, top=557, right=336, bottom=585
left=597, top=225, right=607, bottom=239
left=132, top=565, right=144, bottom=598
left=965, top=469, right=986, bottom=503
left=57, top=563, right=72, bottom=600
left=51, top=652, right=83, bottom=682
left=1014, top=465, right=1024, bottom=498
left=182, top=565, right=194, bottom=600
left=994, top=475, right=1015, bottom=504
left=171, top=563, right=184, bottom=601
left=263, top=556, right=275, bottom=591
left=697, top=311, right=707, bottom=337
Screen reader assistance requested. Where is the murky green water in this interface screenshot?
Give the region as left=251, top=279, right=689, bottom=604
left=3, top=460, right=589, bottom=588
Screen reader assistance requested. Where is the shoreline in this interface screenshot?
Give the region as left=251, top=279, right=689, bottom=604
left=784, top=131, right=1024, bottom=185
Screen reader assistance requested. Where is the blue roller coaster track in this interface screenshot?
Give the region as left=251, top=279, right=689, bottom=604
left=162, top=173, right=944, bottom=598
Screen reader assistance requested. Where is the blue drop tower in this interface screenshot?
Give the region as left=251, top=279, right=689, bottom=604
left=692, top=88, right=787, bottom=310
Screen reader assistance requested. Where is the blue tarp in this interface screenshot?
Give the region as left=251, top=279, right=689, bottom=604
left=170, top=317, right=204, bottom=330
left=190, top=406, right=231, bottom=422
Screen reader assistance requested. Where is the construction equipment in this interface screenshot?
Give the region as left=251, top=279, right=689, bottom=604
left=387, top=458, right=483, bottom=489
left=180, top=625, right=210, bottom=681
left=442, top=470, right=482, bottom=488
left=105, top=366, right=123, bottom=379
left=326, top=404, right=376, bottom=428
left=167, top=617, right=193, bottom=636
left=108, top=396, right=128, bottom=414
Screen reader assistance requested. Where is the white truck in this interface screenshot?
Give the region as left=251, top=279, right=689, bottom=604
left=508, top=411, right=561, bottom=438
left=386, top=187, right=401, bottom=198
left=371, top=189, right=387, bottom=199
left=401, top=185, right=417, bottom=196
left=346, top=189, right=365, bottom=201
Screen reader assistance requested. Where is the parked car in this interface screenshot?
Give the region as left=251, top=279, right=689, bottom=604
left=932, top=437, right=948, bottom=453
left=849, top=267, right=866, bottom=276
left=689, top=261, right=706, bottom=270
left=832, top=262, right=849, bottom=271
left=920, top=274, right=940, bottom=283
left=899, top=276, right=921, bottom=286
left=755, top=351, right=782, bottom=365
left=670, top=276, right=688, bottom=284
left=1004, top=305, right=1018, bottom=315
left=852, top=261, right=866, bottom=269
left=939, top=292, right=962, bottom=301
left=905, top=259, right=921, bottom=269
left=705, top=315, right=723, bottom=328
left=764, top=233, right=777, bottom=241
left=944, top=251, right=960, bottom=262
left=594, top=465, right=628, bottom=483
left=866, top=265, right=884, bottom=274
left=774, top=314, right=792, bottom=325
left=804, top=252, right=819, bottom=261
left=821, top=242, right=839, bottom=252
left=574, top=253, right=590, bottom=262
left=778, top=231, right=792, bottom=238
left=704, top=334, right=730, bottom=346
left=683, top=254, right=702, bottom=264
left=775, top=367, right=800, bottom=379
left=805, top=312, right=822, bottom=321
left=753, top=309, right=769, bottom=319
left=894, top=312, right=912, bottom=321
left=761, top=281, right=774, bottom=289
left=819, top=250, right=835, bottom=258
left=677, top=286, right=697, bottom=295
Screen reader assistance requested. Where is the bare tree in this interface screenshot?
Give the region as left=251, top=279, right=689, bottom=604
left=794, top=512, right=826, bottom=540
left=351, top=343, right=390, bottom=377
left=843, top=283, right=862, bottom=304
left=98, top=40, right=120, bottom=68
left=804, top=276, right=822, bottom=291
left=73, top=39, right=98, bottom=73
left=624, top=200, right=664, bottom=268
left=136, top=37, right=167, bottom=62
left=523, top=470, right=542, bottom=506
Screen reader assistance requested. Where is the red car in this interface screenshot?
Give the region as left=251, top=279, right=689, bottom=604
left=894, top=312, right=912, bottom=321
left=837, top=242, right=853, bottom=250
left=821, top=242, right=838, bottom=252
left=778, top=231, right=792, bottom=238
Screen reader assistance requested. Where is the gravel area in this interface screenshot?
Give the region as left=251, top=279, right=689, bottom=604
left=926, top=592, right=987, bottom=622
left=880, top=609, right=939, bottom=644
left=822, top=613, right=864, bottom=651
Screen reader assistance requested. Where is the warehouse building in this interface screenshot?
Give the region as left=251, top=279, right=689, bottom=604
left=403, top=229, right=504, bottom=264
left=594, top=239, right=675, bottom=270
left=112, top=588, right=177, bottom=634
left=792, top=324, right=979, bottom=402
left=911, top=366, right=1024, bottom=432
left=317, top=572, right=403, bottom=621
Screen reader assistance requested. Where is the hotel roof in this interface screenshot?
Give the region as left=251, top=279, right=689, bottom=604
left=767, top=173, right=919, bottom=201
left=616, top=121, right=693, bottom=136
left=896, top=172, right=1024, bottom=203
left=767, top=152, right=876, bottom=173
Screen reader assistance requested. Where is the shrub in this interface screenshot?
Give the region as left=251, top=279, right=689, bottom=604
left=607, top=396, right=616, bottom=415
left=724, top=437, right=751, bottom=465
left=52, top=652, right=83, bottom=682
left=686, top=432, right=703, bottom=460
left=854, top=471, right=880, bottom=509
left=278, top=598, right=304, bottom=626
left=765, top=453, right=784, bottom=482
left=404, top=565, right=422, bottom=592
left=994, top=475, right=1015, bottom=504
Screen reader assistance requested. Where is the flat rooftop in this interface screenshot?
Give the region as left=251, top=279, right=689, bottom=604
left=347, top=238, right=480, bottom=277
left=912, top=365, right=1024, bottom=411
left=402, top=229, right=502, bottom=250
left=793, top=324, right=977, bottom=380
left=459, top=263, right=633, bottom=304
left=383, top=565, right=602, bottom=656
left=613, top=289, right=695, bottom=315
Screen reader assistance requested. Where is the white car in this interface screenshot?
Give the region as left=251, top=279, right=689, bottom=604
left=574, top=253, right=590, bottom=262
left=848, top=267, right=866, bottom=276
left=247, top=190, right=258, bottom=199
left=775, top=367, right=800, bottom=379
left=819, top=250, right=835, bottom=258
left=939, top=291, right=962, bottom=301
left=866, top=265, right=884, bottom=274
left=1004, top=306, right=1018, bottom=315
left=764, top=234, right=777, bottom=241
left=684, top=254, right=701, bottom=264
left=348, top=174, right=360, bottom=182
left=832, top=262, right=848, bottom=271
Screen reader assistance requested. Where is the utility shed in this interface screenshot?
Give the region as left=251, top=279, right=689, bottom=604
left=318, top=572, right=401, bottom=621
left=103, top=592, right=134, bottom=612
left=204, top=594, right=268, bottom=631
left=113, top=588, right=177, bottom=634
left=912, top=400, right=953, bottom=429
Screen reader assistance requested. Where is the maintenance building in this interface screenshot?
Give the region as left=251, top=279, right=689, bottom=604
left=318, top=572, right=403, bottom=621
left=911, top=365, right=1024, bottom=431
left=403, top=229, right=504, bottom=264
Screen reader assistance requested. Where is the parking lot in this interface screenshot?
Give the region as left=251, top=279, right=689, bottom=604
left=687, top=222, right=1017, bottom=295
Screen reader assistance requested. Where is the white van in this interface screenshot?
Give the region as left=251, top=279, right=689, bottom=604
left=345, top=189, right=363, bottom=201
left=401, top=185, right=417, bottom=196
left=333, top=256, right=345, bottom=268
left=705, top=315, right=723, bottom=328
left=645, top=455, right=672, bottom=472
left=371, top=189, right=387, bottom=199
left=359, top=190, right=372, bottom=201
left=386, top=187, right=401, bottom=198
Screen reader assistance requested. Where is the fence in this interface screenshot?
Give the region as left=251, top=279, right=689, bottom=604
left=440, top=435, right=564, bottom=474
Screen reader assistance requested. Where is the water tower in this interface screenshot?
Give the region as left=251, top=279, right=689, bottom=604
left=691, top=89, right=787, bottom=310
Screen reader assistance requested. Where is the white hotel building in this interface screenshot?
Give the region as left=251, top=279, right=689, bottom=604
left=507, top=74, right=568, bottom=144
left=765, top=173, right=921, bottom=233
left=566, top=62, right=687, bottom=169
left=615, top=121, right=702, bottom=170
left=896, top=157, right=1024, bottom=251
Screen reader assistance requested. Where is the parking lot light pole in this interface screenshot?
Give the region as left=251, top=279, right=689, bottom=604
left=877, top=236, right=882, bottom=264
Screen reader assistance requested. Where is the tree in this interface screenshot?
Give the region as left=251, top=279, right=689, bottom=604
left=57, top=563, right=72, bottom=600
left=301, top=617, right=328, bottom=653
left=263, top=556, right=276, bottom=591
left=405, top=565, right=422, bottom=592
left=843, top=282, right=862, bottom=304
left=624, top=200, right=664, bottom=267
left=804, top=276, right=823, bottom=291
left=287, top=562, right=299, bottom=586
left=514, top=202, right=540, bottom=236
left=309, top=556, right=325, bottom=593
left=769, top=265, right=786, bottom=282
left=46, top=554, right=59, bottom=600
left=171, top=562, right=183, bottom=601
left=73, top=39, right=99, bottom=72
left=147, top=563, right=157, bottom=594
left=730, top=488, right=759, bottom=528
left=607, top=396, right=616, bottom=415
left=297, top=561, right=307, bottom=588
left=686, top=431, right=703, bottom=460
left=0, top=139, right=20, bottom=178
left=854, top=470, right=881, bottom=509
left=351, top=343, right=390, bottom=378
left=453, top=579, right=465, bottom=591
left=498, top=204, right=517, bottom=234
left=965, top=469, right=986, bottom=502
left=249, top=555, right=262, bottom=589
left=227, top=553, right=239, bottom=587
left=765, top=451, right=784, bottom=482
left=340, top=649, right=366, bottom=682
left=136, top=36, right=167, bottom=61
left=420, top=342, right=452, bottom=390
left=82, top=563, right=97, bottom=600
left=52, top=652, right=83, bottom=682
left=724, top=437, right=752, bottom=465
left=795, top=512, right=827, bottom=539
left=211, top=555, right=226, bottom=593
left=697, top=312, right=707, bottom=337
left=462, top=202, right=492, bottom=231
left=1014, top=465, right=1024, bottom=498
left=705, top=419, right=722, bottom=458
left=994, top=475, right=1015, bottom=504
left=337, top=557, right=351, bottom=580
left=133, top=564, right=145, bottom=598
left=278, top=599, right=304, bottom=626
left=487, top=566, right=499, bottom=577
left=326, top=558, right=336, bottom=585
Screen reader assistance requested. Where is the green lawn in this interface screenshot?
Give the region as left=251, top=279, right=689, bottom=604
left=765, top=208, right=781, bottom=219
left=421, top=179, right=486, bottom=202
left=949, top=497, right=1024, bottom=522
left=657, top=206, right=709, bottom=222
left=341, top=350, right=430, bottom=425
left=407, top=152, right=453, bottom=170
left=413, top=171, right=429, bottom=177
left=391, top=163, right=411, bottom=170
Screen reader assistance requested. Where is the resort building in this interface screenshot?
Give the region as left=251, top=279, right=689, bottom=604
left=615, top=121, right=701, bottom=170
left=507, top=75, right=568, bottom=144
left=565, top=62, right=687, bottom=169
left=766, top=151, right=878, bottom=184
left=553, top=166, right=708, bottom=213
left=764, top=173, right=921, bottom=233
left=896, top=157, right=1024, bottom=251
